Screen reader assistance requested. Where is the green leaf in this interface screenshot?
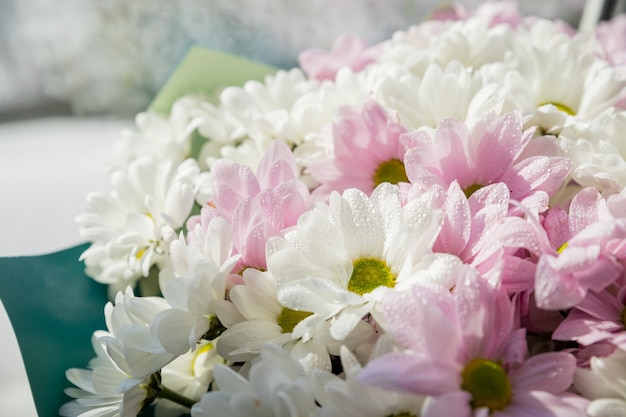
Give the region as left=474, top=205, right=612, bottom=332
left=0, top=244, right=107, bottom=417
left=148, top=46, right=279, bottom=114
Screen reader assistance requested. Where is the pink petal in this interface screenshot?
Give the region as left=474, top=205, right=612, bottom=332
left=509, top=352, right=576, bottom=393
left=358, top=353, right=461, bottom=396
left=568, top=187, right=611, bottom=235
left=434, top=181, right=471, bottom=255
left=255, top=140, right=299, bottom=189
left=472, top=112, right=528, bottom=185
left=553, top=309, right=622, bottom=345
left=421, top=391, right=473, bottom=417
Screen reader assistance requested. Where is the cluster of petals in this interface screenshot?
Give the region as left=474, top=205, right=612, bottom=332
left=65, top=3, right=626, bottom=417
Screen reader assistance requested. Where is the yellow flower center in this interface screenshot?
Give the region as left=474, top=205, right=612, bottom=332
left=539, top=101, right=576, bottom=116
left=191, top=343, right=213, bottom=376
left=461, top=358, right=512, bottom=412
left=463, top=183, right=483, bottom=198
left=557, top=241, right=569, bottom=254
left=373, top=159, right=409, bottom=187
left=347, top=257, right=396, bottom=295
left=277, top=308, right=313, bottom=333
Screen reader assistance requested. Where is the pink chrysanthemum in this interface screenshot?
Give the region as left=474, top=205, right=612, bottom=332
left=529, top=187, right=626, bottom=310
left=188, top=140, right=310, bottom=270
left=553, top=285, right=626, bottom=350
left=427, top=181, right=537, bottom=294
left=298, top=33, right=380, bottom=81
left=403, top=111, right=571, bottom=213
left=359, top=273, right=587, bottom=417
left=309, top=100, right=411, bottom=198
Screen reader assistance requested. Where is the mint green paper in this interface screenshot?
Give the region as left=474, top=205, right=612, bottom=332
left=149, top=46, right=279, bottom=114
left=0, top=244, right=107, bottom=417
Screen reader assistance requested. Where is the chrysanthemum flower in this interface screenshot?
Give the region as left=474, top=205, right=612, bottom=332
left=308, top=100, right=410, bottom=198
left=428, top=181, right=537, bottom=293
left=151, top=217, right=239, bottom=355
left=267, top=183, right=463, bottom=342
left=311, top=345, right=425, bottom=417
left=359, top=273, right=587, bottom=417
left=215, top=268, right=372, bottom=372
left=191, top=139, right=310, bottom=270
left=77, top=157, right=199, bottom=295
left=529, top=187, right=626, bottom=310
left=60, top=332, right=149, bottom=417
left=404, top=111, right=571, bottom=212
left=190, top=343, right=317, bottom=417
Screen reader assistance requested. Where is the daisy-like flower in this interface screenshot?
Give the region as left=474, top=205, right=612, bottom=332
left=308, top=100, right=410, bottom=198
left=77, top=156, right=200, bottom=296
left=190, top=343, right=317, bottom=417
left=575, top=347, right=626, bottom=416
left=528, top=187, right=626, bottom=310
left=61, top=288, right=176, bottom=417
left=359, top=272, right=587, bottom=417
left=374, top=60, right=503, bottom=130
left=428, top=181, right=538, bottom=293
left=111, top=94, right=205, bottom=171
left=60, top=332, right=150, bottom=417
left=215, top=268, right=373, bottom=372
left=155, top=340, right=225, bottom=417
left=311, top=345, right=425, bottom=417
left=193, top=139, right=310, bottom=271
left=496, top=19, right=626, bottom=130
left=267, top=182, right=463, bottom=342
left=151, top=216, right=239, bottom=355
left=404, top=111, right=571, bottom=212
left=298, top=33, right=380, bottom=82
left=556, top=109, right=626, bottom=195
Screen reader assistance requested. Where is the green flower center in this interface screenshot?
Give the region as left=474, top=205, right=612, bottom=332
left=463, top=183, right=483, bottom=198
left=461, top=358, right=512, bottom=412
left=539, top=101, right=576, bottom=116
left=348, top=257, right=396, bottom=295
left=373, top=159, right=409, bottom=187
left=277, top=307, right=313, bottom=333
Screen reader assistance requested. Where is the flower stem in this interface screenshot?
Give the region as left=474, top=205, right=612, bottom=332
left=158, top=384, right=196, bottom=409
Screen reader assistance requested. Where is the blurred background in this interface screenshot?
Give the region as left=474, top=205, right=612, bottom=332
left=0, top=0, right=592, bottom=416
left=0, top=0, right=588, bottom=120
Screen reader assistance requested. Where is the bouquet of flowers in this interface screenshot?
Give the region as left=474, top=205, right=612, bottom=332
left=61, top=1, right=626, bottom=416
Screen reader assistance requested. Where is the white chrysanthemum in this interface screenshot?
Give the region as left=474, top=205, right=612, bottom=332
left=111, top=94, right=206, bottom=171
left=312, top=346, right=425, bottom=417
left=493, top=19, right=626, bottom=132
left=267, top=183, right=463, bottom=342
left=151, top=217, right=239, bottom=356
left=574, top=348, right=626, bottom=417
left=379, top=17, right=515, bottom=76
left=103, top=288, right=176, bottom=379
left=556, top=109, right=626, bottom=194
left=155, top=340, right=225, bottom=417
left=190, top=343, right=317, bottom=417
left=77, top=156, right=200, bottom=295
left=60, top=331, right=149, bottom=417
left=61, top=289, right=175, bottom=417
left=373, top=60, right=503, bottom=130
left=215, top=268, right=373, bottom=373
